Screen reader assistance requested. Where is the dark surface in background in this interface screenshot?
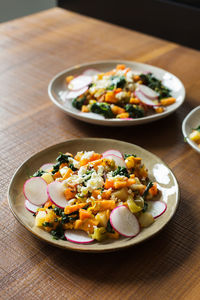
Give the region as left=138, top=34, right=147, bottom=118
left=58, top=0, right=200, bottom=50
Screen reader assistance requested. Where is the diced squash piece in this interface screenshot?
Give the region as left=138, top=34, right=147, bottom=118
left=125, top=156, right=135, bottom=169
left=64, top=188, right=76, bottom=200
left=79, top=208, right=92, bottom=220
left=111, top=105, right=125, bottom=115
left=74, top=218, right=99, bottom=234
left=114, top=181, right=127, bottom=189
left=104, top=179, right=114, bottom=189
left=149, top=182, right=158, bottom=196
left=44, top=199, right=53, bottom=209
left=105, top=91, right=118, bottom=104
left=35, top=211, right=46, bottom=227
left=95, top=210, right=109, bottom=227
left=116, top=64, right=125, bottom=70
left=81, top=105, right=89, bottom=113
left=160, top=97, right=176, bottom=106
left=130, top=97, right=140, bottom=104
left=116, top=113, right=129, bottom=119
left=66, top=75, right=74, bottom=83
left=155, top=107, right=164, bottom=113
left=189, top=130, right=200, bottom=143
left=64, top=203, right=87, bottom=214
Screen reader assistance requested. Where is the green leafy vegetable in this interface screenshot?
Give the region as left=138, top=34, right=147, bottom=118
left=112, top=166, right=130, bottom=178
left=90, top=102, right=114, bottom=118
left=53, top=206, right=64, bottom=216
left=139, top=73, right=171, bottom=99
left=124, top=153, right=137, bottom=159
left=68, top=163, right=78, bottom=171
left=51, top=224, right=66, bottom=240
left=42, top=222, right=53, bottom=227
left=106, top=219, right=115, bottom=233
left=142, top=202, right=148, bottom=213
left=125, top=104, right=144, bottom=118
left=32, top=169, right=45, bottom=177
left=142, top=181, right=153, bottom=199
left=72, top=95, right=86, bottom=110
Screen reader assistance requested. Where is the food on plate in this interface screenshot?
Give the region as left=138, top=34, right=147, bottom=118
left=63, top=64, right=176, bottom=119
left=23, top=149, right=166, bottom=243
left=189, top=125, right=200, bottom=148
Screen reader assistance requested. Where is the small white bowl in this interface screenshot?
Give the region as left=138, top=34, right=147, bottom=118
left=182, top=106, right=200, bottom=153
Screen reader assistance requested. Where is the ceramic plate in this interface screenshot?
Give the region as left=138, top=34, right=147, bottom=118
left=8, top=138, right=180, bottom=252
left=48, top=60, right=185, bottom=126
left=182, top=106, right=200, bottom=154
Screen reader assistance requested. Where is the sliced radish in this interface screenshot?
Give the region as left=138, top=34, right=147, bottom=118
left=102, top=149, right=123, bottom=159
left=82, top=69, right=100, bottom=76
left=134, top=90, right=156, bottom=106
left=23, top=177, right=48, bottom=206
left=64, top=229, right=94, bottom=244
left=68, top=75, right=92, bottom=90
left=40, top=163, right=54, bottom=172
left=47, top=181, right=68, bottom=209
left=138, top=84, right=158, bottom=99
left=110, top=205, right=140, bottom=237
left=103, top=154, right=126, bottom=168
left=25, top=199, right=40, bottom=213
left=147, top=201, right=167, bottom=218
left=65, top=86, right=88, bottom=100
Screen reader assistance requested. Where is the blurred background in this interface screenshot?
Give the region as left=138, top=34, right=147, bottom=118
left=0, top=0, right=199, bottom=50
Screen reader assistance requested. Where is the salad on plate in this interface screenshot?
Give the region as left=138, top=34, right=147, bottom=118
left=23, top=149, right=167, bottom=244
left=62, top=64, right=176, bottom=120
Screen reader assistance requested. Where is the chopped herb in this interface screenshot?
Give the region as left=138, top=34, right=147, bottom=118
left=143, top=181, right=153, bottom=199
left=139, top=73, right=171, bottom=99
left=42, top=222, right=53, bottom=227
left=69, top=163, right=78, bottom=171
left=112, top=166, right=130, bottom=178
left=51, top=162, right=60, bottom=175
left=142, top=202, right=148, bottom=212
left=124, top=153, right=137, bottom=159
left=109, top=75, right=126, bottom=89
left=53, top=206, right=64, bottom=216
left=106, top=219, right=115, bottom=233
left=56, top=153, right=71, bottom=164
left=72, top=95, right=86, bottom=110
left=125, top=104, right=144, bottom=118
left=32, top=169, right=45, bottom=177
left=90, top=102, right=114, bottom=119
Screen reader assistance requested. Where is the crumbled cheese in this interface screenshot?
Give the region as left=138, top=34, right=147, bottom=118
left=81, top=151, right=94, bottom=160
left=115, top=91, right=127, bottom=100
left=126, top=70, right=134, bottom=82
left=68, top=157, right=80, bottom=169
left=97, top=165, right=104, bottom=176
left=64, top=174, right=82, bottom=186
left=59, top=166, right=69, bottom=177
left=80, top=170, right=104, bottom=193
left=78, top=166, right=87, bottom=177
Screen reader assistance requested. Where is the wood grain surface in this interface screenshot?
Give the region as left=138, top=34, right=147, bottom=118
left=0, top=7, right=200, bottom=300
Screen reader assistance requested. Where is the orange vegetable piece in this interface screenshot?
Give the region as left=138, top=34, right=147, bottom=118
left=81, top=105, right=89, bottom=113
left=160, top=97, right=176, bottom=106
left=74, top=219, right=99, bottom=234
left=93, top=200, right=116, bottom=212
left=66, top=75, right=74, bottom=83
left=111, top=105, right=125, bottom=115
left=44, top=199, right=53, bottom=208
left=116, top=113, right=129, bottom=119
left=107, top=231, right=119, bottom=239
left=133, top=75, right=140, bottom=82
left=53, top=171, right=61, bottom=179
left=62, top=168, right=73, bottom=180
left=105, top=91, right=118, bottom=104
left=59, top=163, right=67, bottom=169
left=116, top=64, right=125, bottom=70
left=149, top=182, right=158, bottom=196
left=114, top=181, right=127, bottom=189
left=114, top=88, right=122, bottom=94
left=64, top=188, right=76, bottom=200
left=130, top=97, right=140, bottom=104
left=127, top=178, right=136, bottom=187
left=64, top=203, right=87, bottom=215
left=102, top=189, right=112, bottom=199
left=92, top=190, right=101, bottom=198
left=79, top=209, right=92, bottom=220
left=104, top=179, right=114, bottom=189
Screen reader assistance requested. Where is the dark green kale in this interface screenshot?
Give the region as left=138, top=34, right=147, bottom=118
left=139, top=73, right=171, bottom=99
left=42, top=222, right=53, bottom=227
left=68, top=163, right=78, bottom=171
left=61, top=211, right=79, bottom=224
left=32, top=169, right=45, bottom=177
left=106, top=219, right=115, bottom=233
left=53, top=206, right=64, bottom=216
left=142, top=181, right=153, bottom=199
left=90, top=102, right=114, bottom=119
left=51, top=153, right=72, bottom=174
left=124, top=153, right=137, bottom=159
left=51, top=162, right=60, bottom=174
left=110, top=75, right=126, bottom=89
left=112, top=166, right=130, bottom=178
left=50, top=224, right=66, bottom=240
left=125, top=104, right=144, bottom=118
left=72, top=95, right=86, bottom=110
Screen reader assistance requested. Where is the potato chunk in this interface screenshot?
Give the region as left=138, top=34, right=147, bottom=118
left=111, top=187, right=128, bottom=201
left=138, top=212, right=154, bottom=227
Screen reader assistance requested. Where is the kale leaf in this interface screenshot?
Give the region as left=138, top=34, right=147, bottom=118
left=142, top=181, right=153, bottom=199
left=112, top=166, right=130, bottom=178
left=32, top=169, right=45, bottom=177
left=72, top=95, right=86, bottom=110
left=90, top=102, right=114, bottom=119
left=125, top=104, right=144, bottom=118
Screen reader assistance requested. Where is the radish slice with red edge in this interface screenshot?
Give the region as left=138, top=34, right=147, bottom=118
left=82, top=69, right=100, bottom=76
left=23, top=177, right=48, bottom=206
left=137, top=84, right=158, bottom=99
left=102, top=149, right=123, bottom=159
left=47, top=181, right=68, bottom=209
left=64, top=229, right=94, bottom=244
left=25, top=199, right=40, bottom=213
left=134, top=90, right=156, bottom=106
left=103, top=154, right=126, bottom=168
left=147, top=201, right=167, bottom=218
left=65, top=86, right=88, bottom=100
left=40, top=163, right=54, bottom=172
left=110, top=205, right=140, bottom=237
left=68, top=75, right=92, bottom=90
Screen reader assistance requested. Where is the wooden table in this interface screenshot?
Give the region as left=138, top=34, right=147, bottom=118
left=1, top=8, right=200, bottom=300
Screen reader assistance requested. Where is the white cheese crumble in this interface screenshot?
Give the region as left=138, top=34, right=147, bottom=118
left=81, top=151, right=94, bottom=160
left=59, top=166, right=69, bottom=177
left=68, top=157, right=80, bottom=169
left=115, top=91, right=127, bottom=100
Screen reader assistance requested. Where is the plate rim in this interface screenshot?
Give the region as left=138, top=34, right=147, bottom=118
left=182, top=106, right=200, bottom=154
left=7, top=137, right=180, bottom=253
left=48, top=60, right=186, bottom=127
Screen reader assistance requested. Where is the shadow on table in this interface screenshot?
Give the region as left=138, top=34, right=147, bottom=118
left=47, top=188, right=198, bottom=284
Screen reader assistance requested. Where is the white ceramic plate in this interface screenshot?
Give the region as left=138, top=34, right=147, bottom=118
left=48, top=60, right=185, bottom=126
left=8, top=138, right=180, bottom=253
left=182, top=106, right=200, bottom=153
